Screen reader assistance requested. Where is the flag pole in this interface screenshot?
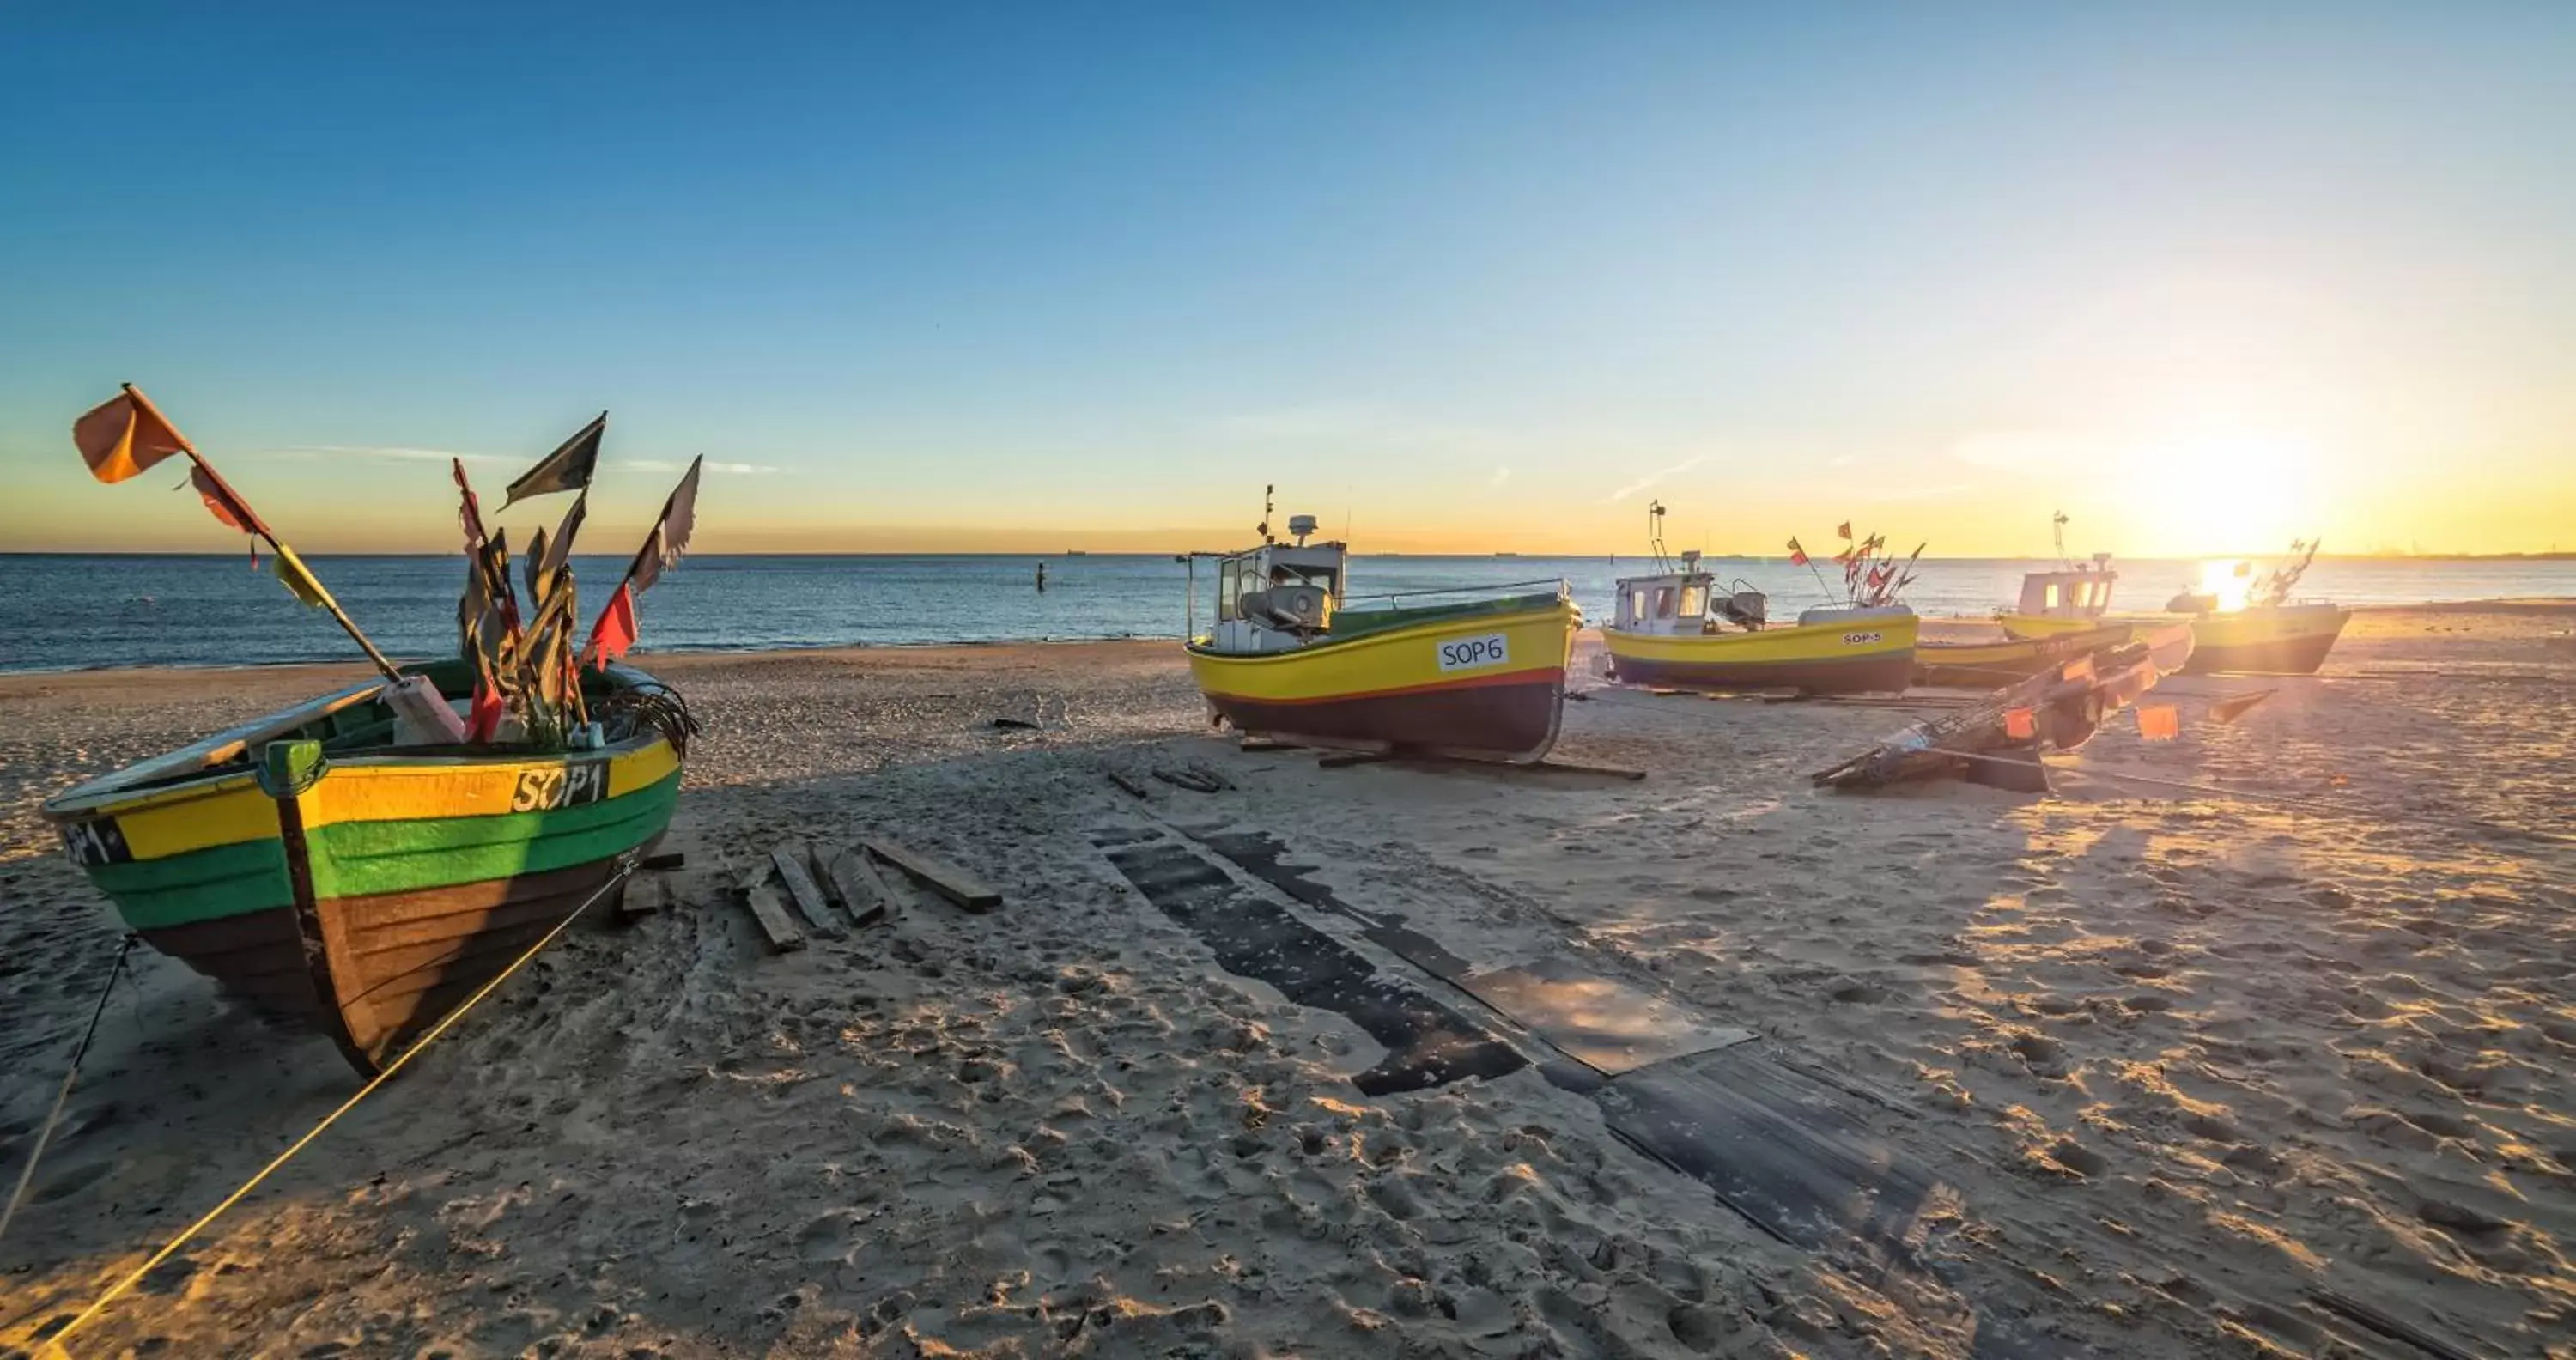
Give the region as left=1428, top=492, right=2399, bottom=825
left=1800, top=556, right=1838, bottom=601
left=124, top=385, right=402, bottom=683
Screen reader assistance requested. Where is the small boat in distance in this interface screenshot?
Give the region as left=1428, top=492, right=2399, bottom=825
left=1184, top=495, right=1581, bottom=762
left=1996, top=516, right=2350, bottom=674
left=1601, top=506, right=1917, bottom=694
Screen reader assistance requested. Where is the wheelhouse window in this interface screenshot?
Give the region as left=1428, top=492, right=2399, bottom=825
left=2044, top=582, right=2062, bottom=610
left=1654, top=586, right=1676, bottom=619
left=1677, top=584, right=1707, bottom=620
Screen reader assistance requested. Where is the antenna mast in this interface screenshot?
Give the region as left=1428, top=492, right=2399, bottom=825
left=1258, top=484, right=1274, bottom=544
left=1648, top=500, right=1672, bottom=574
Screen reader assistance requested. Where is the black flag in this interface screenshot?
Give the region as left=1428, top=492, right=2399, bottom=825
left=499, top=411, right=605, bottom=510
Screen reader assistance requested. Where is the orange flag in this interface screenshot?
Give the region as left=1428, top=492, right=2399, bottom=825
left=2002, top=707, right=2038, bottom=740
left=73, top=387, right=191, bottom=483
left=2136, top=704, right=2180, bottom=742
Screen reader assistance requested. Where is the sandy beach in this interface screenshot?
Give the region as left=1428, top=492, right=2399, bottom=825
left=3, top=606, right=2573, bottom=1358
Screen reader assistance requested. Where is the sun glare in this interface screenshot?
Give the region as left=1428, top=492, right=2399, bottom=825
left=2122, top=434, right=2315, bottom=556
left=2196, top=558, right=2255, bottom=612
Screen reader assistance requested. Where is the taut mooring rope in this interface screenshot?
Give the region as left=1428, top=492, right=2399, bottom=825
left=34, top=860, right=635, bottom=1358
left=1, top=935, right=137, bottom=1245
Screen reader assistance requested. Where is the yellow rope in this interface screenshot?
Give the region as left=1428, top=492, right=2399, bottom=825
left=35, top=861, right=633, bottom=1359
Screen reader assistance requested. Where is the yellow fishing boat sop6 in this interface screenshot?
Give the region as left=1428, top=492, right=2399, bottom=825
left=1185, top=507, right=1581, bottom=762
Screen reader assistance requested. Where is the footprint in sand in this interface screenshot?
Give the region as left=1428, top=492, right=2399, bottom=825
left=2044, top=1138, right=2107, bottom=1177
left=2182, top=1113, right=2245, bottom=1143
left=1825, top=976, right=1889, bottom=1005
left=2416, top=1197, right=2511, bottom=1239
left=2011, top=1033, right=2065, bottom=1066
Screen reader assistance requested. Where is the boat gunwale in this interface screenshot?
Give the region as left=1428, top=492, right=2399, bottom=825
left=1601, top=610, right=1920, bottom=654
left=1184, top=595, right=1581, bottom=666
left=39, top=661, right=677, bottom=823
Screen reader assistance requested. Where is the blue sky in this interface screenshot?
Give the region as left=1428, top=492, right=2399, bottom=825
left=4, top=3, right=2572, bottom=555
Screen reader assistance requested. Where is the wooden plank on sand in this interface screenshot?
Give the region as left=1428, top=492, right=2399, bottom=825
left=618, top=873, right=667, bottom=920
left=862, top=837, right=1001, bottom=913
left=771, top=842, right=842, bottom=935
left=817, top=844, right=892, bottom=927
left=740, top=882, right=808, bottom=952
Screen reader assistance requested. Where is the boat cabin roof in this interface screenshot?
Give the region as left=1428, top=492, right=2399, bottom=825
left=2014, top=554, right=2119, bottom=618
left=1223, top=540, right=1346, bottom=573
left=1610, top=570, right=1716, bottom=634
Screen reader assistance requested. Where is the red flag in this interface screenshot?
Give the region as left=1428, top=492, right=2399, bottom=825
left=467, top=673, right=505, bottom=743
left=584, top=581, right=638, bottom=666
left=1787, top=537, right=1808, bottom=566
left=1836, top=521, right=1853, bottom=540
left=2002, top=707, right=2037, bottom=740
left=188, top=464, right=269, bottom=565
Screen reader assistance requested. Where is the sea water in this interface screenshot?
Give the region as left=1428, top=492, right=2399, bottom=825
left=2, top=552, right=2569, bottom=672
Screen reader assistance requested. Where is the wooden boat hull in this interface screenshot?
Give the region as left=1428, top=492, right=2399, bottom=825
left=1188, top=596, right=1579, bottom=763
left=1998, top=604, right=2348, bottom=675
left=1817, top=623, right=2196, bottom=791
left=42, top=665, right=683, bottom=1075
left=1912, top=624, right=2138, bottom=689
left=1604, top=612, right=1918, bottom=695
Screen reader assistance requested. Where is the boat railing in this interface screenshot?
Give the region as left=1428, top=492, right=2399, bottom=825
left=1337, top=577, right=1571, bottom=609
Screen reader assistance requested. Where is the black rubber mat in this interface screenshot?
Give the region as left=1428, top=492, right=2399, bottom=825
left=1096, top=835, right=1525, bottom=1096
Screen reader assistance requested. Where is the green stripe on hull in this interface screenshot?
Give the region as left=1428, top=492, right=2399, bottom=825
left=86, top=837, right=294, bottom=931
left=306, top=770, right=682, bottom=900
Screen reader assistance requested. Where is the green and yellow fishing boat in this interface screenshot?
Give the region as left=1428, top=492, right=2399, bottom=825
left=39, top=660, right=690, bottom=1077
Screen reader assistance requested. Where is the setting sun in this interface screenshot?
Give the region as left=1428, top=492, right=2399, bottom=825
left=2117, top=434, right=2318, bottom=558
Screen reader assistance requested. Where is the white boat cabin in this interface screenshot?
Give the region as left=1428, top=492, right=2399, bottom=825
left=1204, top=516, right=1346, bottom=653
left=1611, top=551, right=1776, bottom=634
left=2012, top=552, right=2119, bottom=621
left=1613, top=549, right=1906, bottom=634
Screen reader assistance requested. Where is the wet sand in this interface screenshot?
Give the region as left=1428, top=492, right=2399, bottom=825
left=3, top=607, right=2572, bottom=1357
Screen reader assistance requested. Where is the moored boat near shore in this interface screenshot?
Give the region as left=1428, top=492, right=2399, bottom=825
left=1602, top=507, right=1919, bottom=694
left=1995, top=518, right=2351, bottom=675
left=39, top=660, right=690, bottom=1076
left=1184, top=500, right=1580, bottom=762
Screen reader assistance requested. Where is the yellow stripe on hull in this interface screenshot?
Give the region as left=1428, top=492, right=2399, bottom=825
left=2001, top=605, right=2347, bottom=673
left=1188, top=599, right=1581, bottom=704
left=1603, top=612, right=1918, bottom=669
left=1996, top=614, right=2148, bottom=642
left=60, top=741, right=684, bottom=863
